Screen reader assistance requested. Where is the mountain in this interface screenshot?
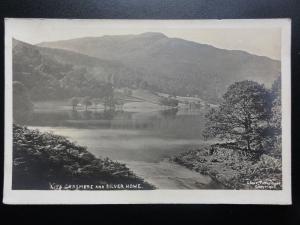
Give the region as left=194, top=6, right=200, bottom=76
left=13, top=39, right=138, bottom=100
left=38, top=32, right=281, bottom=101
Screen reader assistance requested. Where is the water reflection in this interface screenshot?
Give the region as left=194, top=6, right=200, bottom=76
left=68, top=109, right=119, bottom=120
left=18, top=109, right=119, bottom=125
left=159, top=108, right=178, bottom=118
left=16, top=107, right=207, bottom=140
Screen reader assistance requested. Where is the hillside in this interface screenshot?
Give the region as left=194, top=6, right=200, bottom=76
left=13, top=39, right=139, bottom=101
left=38, top=32, right=281, bottom=101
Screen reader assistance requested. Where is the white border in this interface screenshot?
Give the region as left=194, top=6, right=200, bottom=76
left=3, top=19, right=292, bottom=205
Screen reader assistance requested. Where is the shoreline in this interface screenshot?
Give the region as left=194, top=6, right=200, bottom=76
left=122, top=159, right=226, bottom=189
left=12, top=124, right=155, bottom=190
left=171, top=145, right=282, bottom=190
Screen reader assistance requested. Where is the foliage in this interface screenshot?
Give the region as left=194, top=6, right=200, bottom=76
left=69, top=97, right=80, bottom=110
left=13, top=40, right=71, bottom=100
left=172, top=144, right=282, bottom=190
left=124, top=88, right=132, bottom=96
left=203, top=80, right=273, bottom=155
left=175, top=78, right=283, bottom=190
left=81, top=96, right=92, bottom=111
left=270, top=76, right=282, bottom=157
left=271, top=76, right=281, bottom=129
left=102, top=83, right=115, bottom=109
left=92, top=98, right=103, bottom=106
left=60, top=67, right=113, bottom=99
left=13, top=81, right=33, bottom=123
left=12, top=124, right=154, bottom=190
left=13, top=40, right=116, bottom=101
left=159, top=96, right=179, bottom=107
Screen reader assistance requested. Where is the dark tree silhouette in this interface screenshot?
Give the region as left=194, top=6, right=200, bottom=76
left=92, top=98, right=102, bottom=110
left=70, top=97, right=79, bottom=111
left=103, top=83, right=114, bottom=110
left=159, top=96, right=179, bottom=107
left=271, top=76, right=281, bottom=131
left=270, top=76, right=282, bottom=156
left=203, top=80, right=272, bottom=155
left=81, top=96, right=92, bottom=111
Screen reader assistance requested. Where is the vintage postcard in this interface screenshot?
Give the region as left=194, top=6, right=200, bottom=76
left=4, top=18, right=291, bottom=204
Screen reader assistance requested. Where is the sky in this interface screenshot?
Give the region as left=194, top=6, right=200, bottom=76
left=6, top=19, right=282, bottom=60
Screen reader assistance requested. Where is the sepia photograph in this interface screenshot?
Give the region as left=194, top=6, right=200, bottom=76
left=3, top=18, right=291, bottom=204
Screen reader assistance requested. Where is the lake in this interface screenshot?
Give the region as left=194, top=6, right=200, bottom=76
left=22, top=107, right=224, bottom=189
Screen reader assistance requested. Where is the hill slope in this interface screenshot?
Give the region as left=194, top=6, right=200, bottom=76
left=39, top=32, right=281, bottom=101
left=13, top=39, right=140, bottom=100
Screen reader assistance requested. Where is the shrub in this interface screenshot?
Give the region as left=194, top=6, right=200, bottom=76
left=12, top=124, right=154, bottom=190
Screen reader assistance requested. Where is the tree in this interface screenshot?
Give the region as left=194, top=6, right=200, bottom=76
left=124, top=88, right=132, bottom=96
left=271, top=76, right=281, bottom=131
left=70, top=97, right=79, bottom=111
left=103, top=83, right=114, bottom=110
left=203, top=80, right=272, bottom=155
left=270, top=76, right=282, bottom=156
left=159, top=96, right=179, bottom=107
left=81, top=96, right=92, bottom=111
left=92, top=98, right=102, bottom=108
left=139, top=80, right=149, bottom=89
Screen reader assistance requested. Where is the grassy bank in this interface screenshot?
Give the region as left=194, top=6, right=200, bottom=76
left=13, top=124, right=155, bottom=190
left=171, top=144, right=282, bottom=190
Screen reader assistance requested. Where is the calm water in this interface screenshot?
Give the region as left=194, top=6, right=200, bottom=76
left=22, top=108, right=224, bottom=189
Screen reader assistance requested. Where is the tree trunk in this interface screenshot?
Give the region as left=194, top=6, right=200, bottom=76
left=244, top=113, right=252, bottom=151
left=246, top=138, right=251, bottom=152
